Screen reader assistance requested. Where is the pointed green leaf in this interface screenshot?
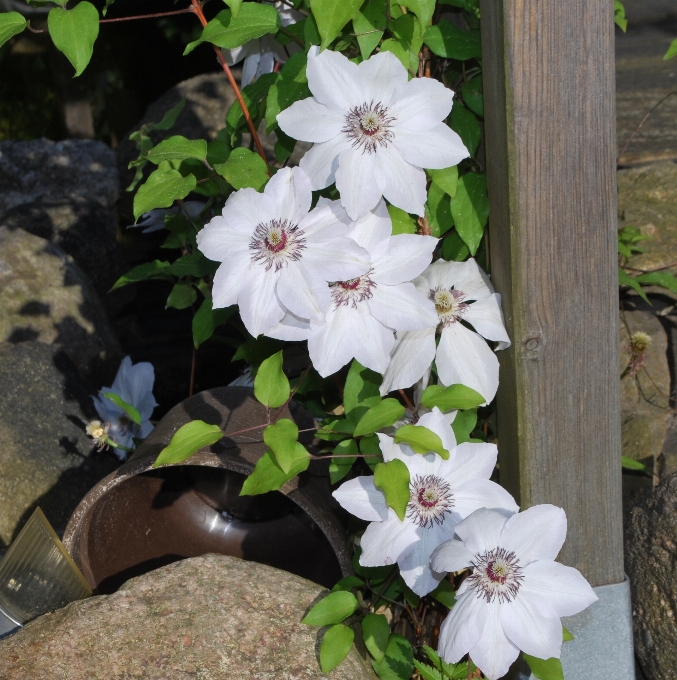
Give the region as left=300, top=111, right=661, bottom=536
left=451, top=172, right=488, bottom=255
left=618, top=268, right=649, bottom=303
left=223, top=0, right=243, bottom=18
left=102, top=392, right=141, bottom=426
left=360, top=434, right=382, bottom=470
left=450, top=408, right=477, bottom=444
left=240, top=443, right=311, bottom=495
left=399, top=0, right=434, bottom=27
left=133, top=168, right=197, bottom=220
left=332, top=576, right=365, bottom=592
left=329, top=438, right=358, bottom=484
left=371, top=634, right=414, bottom=680
left=666, top=37, right=677, bottom=60
left=427, top=165, right=458, bottom=198
left=316, top=417, right=355, bottom=441
left=426, top=181, right=454, bottom=238
left=320, top=624, right=355, bottom=673
left=344, top=360, right=382, bottom=424
left=153, top=97, right=186, bottom=131
left=421, top=384, right=485, bottom=411
left=523, top=654, right=564, bottom=680
left=214, top=147, right=269, bottom=190
left=449, top=100, right=480, bottom=157
left=0, top=12, right=27, bottom=49
left=310, top=0, right=365, bottom=49
left=302, top=590, right=359, bottom=626
left=263, top=418, right=299, bottom=474
left=615, top=0, right=628, bottom=33
left=374, top=459, right=410, bottom=520
left=430, top=579, right=456, bottom=608
left=562, top=626, right=574, bottom=641
left=362, top=613, right=389, bottom=662
left=353, top=398, right=405, bottom=437
left=635, top=270, right=677, bottom=294
left=192, top=300, right=236, bottom=348
left=622, top=455, right=647, bottom=471
left=423, top=20, right=481, bottom=60
left=146, top=136, right=207, bottom=165
left=462, top=74, right=483, bottom=117
left=442, top=231, right=470, bottom=262
left=265, top=52, right=310, bottom=132
left=394, top=424, right=449, bottom=459
left=353, top=0, right=386, bottom=60
left=48, top=2, right=99, bottom=77
left=254, top=350, right=290, bottom=408
left=165, top=282, right=197, bottom=310
left=153, top=420, right=225, bottom=467
left=413, top=660, right=444, bottom=680
left=388, top=204, right=417, bottom=235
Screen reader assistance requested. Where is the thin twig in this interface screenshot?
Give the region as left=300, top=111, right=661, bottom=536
left=312, top=453, right=382, bottom=459
left=623, top=261, right=677, bottom=274
left=100, top=8, right=194, bottom=23
left=398, top=389, right=416, bottom=413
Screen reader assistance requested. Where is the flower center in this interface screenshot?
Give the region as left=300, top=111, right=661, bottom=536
left=406, top=474, right=454, bottom=528
left=330, top=270, right=375, bottom=308
left=250, top=218, right=306, bottom=271
left=429, top=287, right=468, bottom=328
left=343, top=101, right=395, bottom=154
left=467, top=547, right=524, bottom=603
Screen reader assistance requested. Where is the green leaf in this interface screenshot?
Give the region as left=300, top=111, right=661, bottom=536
left=274, top=129, right=296, bottom=163
left=371, top=634, right=414, bottom=680
left=302, top=590, right=359, bottom=626
left=304, top=13, right=321, bottom=46
left=48, top=2, right=100, bottom=77
left=146, top=136, right=208, bottom=165
left=362, top=613, right=390, bottom=662
left=310, top=0, right=365, bottom=49
left=102, top=392, right=141, bottom=426
left=394, top=424, right=449, bottom=459
left=412, top=660, right=443, bottom=680
left=214, top=147, right=269, bottom=190
left=254, top=350, right=290, bottom=408
left=451, top=409, right=477, bottom=444
left=111, top=260, right=172, bottom=290
left=635, top=271, right=677, bottom=294
left=184, top=4, right=281, bottom=54
left=618, top=268, right=649, bottom=303
left=451, top=172, right=488, bottom=256
left=665, top=37, right=677, bottom=60
left=332, top=575, right=366, bottom=591
left=223, top=0, right=243, bottom=18
left=426, top=181, right=454, bottom=238
left=399, top=0, right=435, bottom=27
left=316, top=417, right=356, bottom=441
left=320, top=624, right=355, bottom=673
left=168, top=251, right=218, bottom=278
left=449, top=100, right=480, bottom=157
left=442, top=231, right=470, bottom=262
left=344, top=360, right=383, bottom=424
left=153, top=98, right=186, bottom=131
left=353, top=398, right=405, bottom=437
left=329, top=438, right=359, bottom=484
left=430, top=579, right=456, bottom=608
left=423, top=20, right=481, bottom=60
left=379, top=37, right=413, bottom=72
left=388, top=204, right=417, bottom=235
left=615, top=0, right=628, bottom=33
left=192, top=299, right=235, bottom=348
left=427, top=166, right=458, bottom=198
left=240, top=443, right=311, bottom=495
left=374, top=459, right=410, bottom=520
left=462, top=75, right=483, bottom=117
left=360, top=434, right=382, bottom=470
left=353, top=0, right=386, bottom=59
left=390, top=13, right=423, bottom=56
left=421, top=384, right=485, bottom=411
left=523, top=654, right=564, bottom=680
left=265, top=52, right=310, bottom=132
left=0, top=12, right=27, bottom=49
left=166, top=282, right=197, bottom=310
left=622, top=455, right=647, bottom=471
left=562, top=626, right=574, bottom=641
left=153, top=420, right=225, bottom=467
left=133, top=168, right=197, bottom=220
left=263, top=418, right=299, bottom=474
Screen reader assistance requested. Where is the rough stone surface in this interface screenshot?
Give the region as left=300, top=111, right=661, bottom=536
left=0, top=227, right=123, bottom=384
left=626, top=472, right=677, bottom=680
left=0, top=139, right=118, bottom=214
left=0, top=341, right=119, bottom=547
left=0, top=554, right=377, bottom=680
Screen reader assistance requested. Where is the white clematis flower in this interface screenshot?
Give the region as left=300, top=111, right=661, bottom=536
left=197, top=167, right=369, bottom=338
left=332, top=408, right=518, bottom=596
left=430, top=506, right=598, bottom=680
left=276, top=48, right=469, bottom=220
left=380, top=258, right=510, bottom=403
left=222, top=1, right=302, bottom=87
left=93, top=356, right=158, bottom=461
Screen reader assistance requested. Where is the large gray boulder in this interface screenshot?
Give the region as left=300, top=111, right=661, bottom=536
left=626, top=472, right=677, bottom=680
left=0, top=341, right=119, bottom=547
left=0, top=554, right=376, bottom=680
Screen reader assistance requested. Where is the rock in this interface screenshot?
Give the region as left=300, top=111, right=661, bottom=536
left=0, top=554, right=376, bottom=680
left=0, top=227, right=123, bottom=384
left=0, top=139, right=118, bottom=214
left=626, top=472, right=677, bottom=680
left=0, top=341, right=119, bottom=548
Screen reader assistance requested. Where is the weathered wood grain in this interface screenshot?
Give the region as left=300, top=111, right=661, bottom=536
left=480, top=0, right=624, bottom=586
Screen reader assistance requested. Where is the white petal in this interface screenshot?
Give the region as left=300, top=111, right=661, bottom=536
left=197, top=219, right=250, bottom=262
left=414, top=258, right=450, bottom=292
left=398, top=521, right=455, bottom=595
left=464, top=294, right=511, bottom=345
left=138, top=420, right=154, bottom=439
left=238, top=268, right=285, bottom=337
left=298, top=200, right=351, bottom=241
left=438, top=593, right=488, bottom=665
left=352, top=302, right=396, bottom=374
left=374, top=144, right=427, bottom=217
left=335, top=147, right=382, bottom=220
left=308, top=305, right=360, bottom=377
left=389, top=77, right=455, bottom=131
left=442, top=442, right=498, bottom=486
left=367, top=282, right=438, bottom=332
left=222, top=187, right=276, bottom=232
left=379, top=328, right=437, bottom=396
left=500, top=591, right=563, bottom=662
left=417, top=407, right=457, bottom=453
left=114, top=357, right=157, bottom=415
left=302, top=237, right=370, bottom=282
left=356, top=50, right=408, bottom=105
left=501, top=505, right=567, bottom=564
left=222, top=42, right=251, bottom=66
left=307, top=47, right=364, bottom=111
left=522, top=561, right=598, bottom=617
left=449, top=258, right=495, bottom=299
left=436, top=323, right=499, bottom=404
left=93, top=393, right=118, bottom=423
left=241, top=45, right=261, bottom=86
left=347, top=199, right=392, bottom=253
left=470, top=603, right=520, bottom=680
left=454, top=508, right=509, bottom=555
left=276, top=97, right=346, bottom=143
left=360, top=513, right=419, bottom=567
left=375, top=433, right=399, bottom=462
left=332, top=476, right=389, bottom=521
left=452, top=479, right=520, bottom=520
left=299, top=135, right=348, bottom=190
left=265, top=310, right=315, bottom=341
left=276, top=264, right=329, bottom=320
left=211, top=258, right=250, bottom=309
left=393, top=123, right=469, bottom=169
left=372, top=234, right=438, bottom=286
left=263, top=166, right=312, bottom=224
left=430, top=538, right=475, bottom=574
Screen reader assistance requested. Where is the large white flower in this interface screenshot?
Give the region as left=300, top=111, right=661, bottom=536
left=93, top=356, right=158, bottom=460
left=380, top=258, right=510, bottom=403
left=430, top=506, right=598, bottom=680
left=197, top=167, right=370, bottom=337
left=276, top=48, right=469, bottom=220
left=332, top=408, right=518, bottom=596
left=223, top=1, right=301, bottom=87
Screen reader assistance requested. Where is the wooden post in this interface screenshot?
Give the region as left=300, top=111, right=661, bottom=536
left=480, top=0, right=624, bottom=587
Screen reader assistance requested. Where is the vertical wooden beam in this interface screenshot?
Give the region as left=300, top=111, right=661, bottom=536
left=480, top=0, right=624, bottom=586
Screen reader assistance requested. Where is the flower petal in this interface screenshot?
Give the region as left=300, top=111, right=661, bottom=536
left=351, top=302, right=396, bottom=374
left=299, top=135, right=348, bottom=190
left=430, top=538, right=475, bottom=574
left=276, top=97, right=346, bottom=143
left=211, top=258, right=250, bottom=309
left=347, top=198, right=392, bottom=253
left=263, top=166, right=312, bottom=224
left=442, top=442, right=498, bottom=485
left=454, top=507, right=509, bottom=555
left=393, top=123, right=468, bottom=170
left=222, top=42, right=251, bottom=66
left=374, top=144, right=427, bottom=216
left=452, top=479, right=519, bottom=520
left=114, top=357, right=158, bottom=417
left=438, top=593, right=488, bottom=664
left=241, top=46, right=262, bottom=87
left=464, top=294, right=511, bottom=345
left=333, top=476, right=389, bottom=521
left=500, top=505, right=568, bottom=564
left=417, top=407, right=457, bottom=453
left=357, top=50, right=408, bottom=105
left=276, top=263, right=330, bottom=321
left=372, top=234, right=438, bottom=286
left=379, top=328, right=437, bottom=396
left=308, top=304, right=360, bottom=377
left=449, top=258, right=495, bottom=300
left=238, top=268, right=285, bottom=337
left=222, top=187, right=276, bottom=233
left=335, top=146, right=382, bottom=220
left=307, top=46, right=364, bottom=111
left=367, top=282, right=438, bottom=332
left=389, top=77, right=455, bottom=131
left=298, top=200, right=351, bottom=240
left=302, top=237, right=370, bottom=282
left=398, top=522, right=453, bottom=595
left=265, top=310, right=315, bottom=341
left=197, top=219, right=250, bottom=262
left=470, top=603, right=520, bottom=680
left=360, top=513, right=419, bottom=567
